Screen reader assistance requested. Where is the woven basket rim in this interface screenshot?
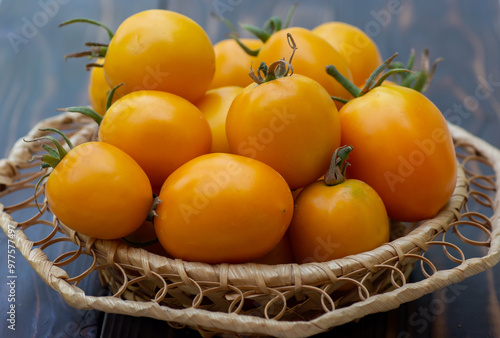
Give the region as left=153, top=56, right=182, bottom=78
left=2, top=113, right=500, bottom=337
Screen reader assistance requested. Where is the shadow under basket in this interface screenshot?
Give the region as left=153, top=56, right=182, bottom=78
left=1, top=112, right=499, bottom=337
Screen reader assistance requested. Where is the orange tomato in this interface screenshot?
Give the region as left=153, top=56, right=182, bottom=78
left=195, top=86, right=242, bottom=153
left=99, top=90, right=212, bottom=193
left=289, top=179, right=390, bottom=263
left=338, top=85, right=457, bottom=221
left=313, top=22, right=383, bottom=87
left=209, top=38, right=262, bottom=89
left=104, top=9, right=215, bottom=102
left=155, top=153, right=294, bottom=264
left=45, top=142, right=153, bottom=239
left=256, top=27, right=353, bottom=109
left=226, top=74, right=341, bottom=190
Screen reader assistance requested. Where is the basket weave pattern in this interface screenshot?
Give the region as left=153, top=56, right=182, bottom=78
left=1, top=113, right=500, bottom=337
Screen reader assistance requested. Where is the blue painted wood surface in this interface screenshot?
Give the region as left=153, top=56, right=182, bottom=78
left=1, top=1, right=499, bottom=337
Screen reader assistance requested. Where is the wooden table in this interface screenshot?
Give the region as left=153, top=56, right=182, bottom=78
left=1, top=1, right=499, bottom=337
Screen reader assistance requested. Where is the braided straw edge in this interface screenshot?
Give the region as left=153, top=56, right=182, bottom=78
left=1, top=114, right=500, bottom=337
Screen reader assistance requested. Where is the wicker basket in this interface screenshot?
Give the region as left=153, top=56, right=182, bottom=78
left=1, top=112, right=499, bottom=337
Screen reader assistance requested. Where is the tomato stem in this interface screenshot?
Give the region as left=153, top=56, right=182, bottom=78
left=389, top=49, right=443, bottom=93
left=56, top=106, right=103, bottom=126
left=212, top=12, right=262, bottom=56
left=324, top=145, right=353, bottom=186
left=283, top=3, right=298, bottom=29
left=59, top=18, right=112, bottom=63
left=24, top=129, right=75, bottom=212
left=249, top=34, right=296, bottom=85
left=229, top=34, right=261, bottom=57
left=148, top=197, right=162, bottom=222
left=106, top=83, right=125, bottom=111
left=326, top=65, right=361, bottom=98
left=371, top=68, right=416, bottom=89
left=241, top=23, right=271, bottom=43
left=359, top=52, right=399, bottom=94
left=59, top=18, right=114, bottom=40
left=326, top=52, right=420, bottom=103
left=85, top=62, right=103, bottom=71
left=223, top=3, right=298, bottom=56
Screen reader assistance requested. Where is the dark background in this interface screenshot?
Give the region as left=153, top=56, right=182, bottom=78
left=1, top=0, right=499, bottom=337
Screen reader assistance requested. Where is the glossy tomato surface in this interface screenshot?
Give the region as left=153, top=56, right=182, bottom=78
left=87, top=59, right=109, bottom=116
left=313, top=21, right=383, bottom=87
left=155, top=153, right=294, bottom=264
left=209, top=38, right=262, bottom=89
left=257, top=27, right=353, bottom=109
left=195, top=86, right=242, bottom=153
left=104, top=9, right=215, bottom=102
left=226, top=74, right=341, bottom=190
left=99, top=90, right=212, bottom=193
left=339, top=85, right=457, bottom=221
left=45, top=142, right=153, bottom=240
left=289, top=179, right=390, bottom=263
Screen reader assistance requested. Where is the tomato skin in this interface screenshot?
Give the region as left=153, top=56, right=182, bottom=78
left=339, top=85, right=457, bottom=221
left=155, top=153, right=294, bottom=264
left=104, top=9, right=215, bottom=102
left=252, top=231, right=295, bottom=265
left=312, top=22, right=383, bottom=87
left=46, top=142, right=153, bottom=240
left=289, top=179, right=390, bottom=263
left=257, top=27, right=353, bottom=109
left=209, top=39, right=262, bottom=89
left=194, top=86, right=242, bottom=153
left=88, top=59, right=109, bottom=116
left=99, top=90, right=212, bottom=193
left=226, top=74, right=341, bottom=190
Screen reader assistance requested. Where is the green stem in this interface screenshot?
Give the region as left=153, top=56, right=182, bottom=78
left=59, top=18, right=114, bottom=40
left=39, top=128, right=74, bottom=149
left=241, top=23, right=271, bottom=42
left=263, top=16, right=282, bottom=35
left=371, top=68, right=416, bottom=89
left=360, top=52, right=398, bottom=93
left=57, top=106, right=103, bottom=126
left=106, top=83, right=125, bottom=111
left=284, top=3, right=298, bottom=28
left=410, top=71, right=428, bottom=92
left=24, top=129, right=75, bottom=212
left=330, top=96, right=349, bottom=104
left=230, top=34, right=260, bottom=56
left=406, top=48, right=416, bottom=70
left=325, top=65, right=361, bottom=98
left=324, top=145, right=353, bottom=186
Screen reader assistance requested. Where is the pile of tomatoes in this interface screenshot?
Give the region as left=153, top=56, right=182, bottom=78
left=39, top=8, right=457, bottom=265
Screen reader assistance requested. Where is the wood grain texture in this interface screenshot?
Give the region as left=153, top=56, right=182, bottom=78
left=1, top=0, right=499, bottom=337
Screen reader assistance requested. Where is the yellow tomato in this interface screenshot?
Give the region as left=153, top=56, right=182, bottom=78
left=226, top=74, right=341, bottom=190
left=209, top=38, right=262, bottom=89
left=195, top=86, right=242, bottom=153
left=313, top=22, right=383, bottom=87
left=338, top=85, right=457, bottom=221
left=46, top=142, right=153, bottom=240
left=88, top=59, right=109, bottom=116
left=155, top=153, right=294, bottom=264
left=257, top=27, right=353, bottom=109
left=104, top=9, right=215, bottom=102
left=289, top=179, right=390, bottom=263
left=99, top=90, right=212, bottom=193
